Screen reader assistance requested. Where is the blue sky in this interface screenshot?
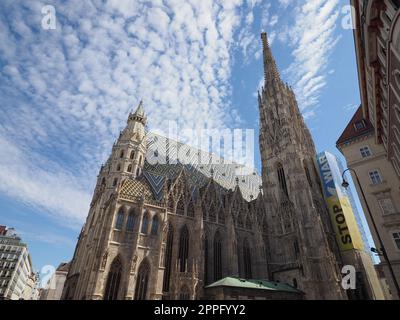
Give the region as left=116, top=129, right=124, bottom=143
left=0, top=0, right=377, bottom=275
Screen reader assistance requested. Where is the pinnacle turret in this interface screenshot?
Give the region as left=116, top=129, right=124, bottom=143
left=128, top=100, right=146, bottom=125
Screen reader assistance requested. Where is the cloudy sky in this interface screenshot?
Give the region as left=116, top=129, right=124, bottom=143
left=0, top=0, right=373, bottom=272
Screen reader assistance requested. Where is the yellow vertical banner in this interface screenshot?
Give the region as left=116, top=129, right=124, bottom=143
left=326, top=196, right=364, bottom=251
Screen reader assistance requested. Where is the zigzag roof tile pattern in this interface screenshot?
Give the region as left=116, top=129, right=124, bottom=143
left=132, top=133, right=262, bottom=202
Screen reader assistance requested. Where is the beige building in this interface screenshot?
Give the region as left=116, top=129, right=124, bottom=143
left=40, top=263, right=70, bottom=300
left=337, top=0, right=400, bottom=299
left=337, top=107, right=400, bottom=299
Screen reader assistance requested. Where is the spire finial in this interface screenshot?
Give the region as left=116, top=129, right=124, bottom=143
left=134, top=100, right=144, bottom=117
left=128, top=100, right=146, bottom=125
left=261, top=32, right=280, bottom=85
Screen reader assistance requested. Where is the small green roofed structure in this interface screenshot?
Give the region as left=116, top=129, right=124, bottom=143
left=204, top=277, right=304, bottom=300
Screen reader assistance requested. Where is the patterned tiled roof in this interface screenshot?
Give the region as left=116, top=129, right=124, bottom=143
left=143, top=133, right=262, bottom=202
left=119, top=178, right=163, bottom=206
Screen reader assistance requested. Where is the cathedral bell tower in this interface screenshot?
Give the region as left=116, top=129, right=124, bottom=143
left=258, top=32, right=346, bottom=300
left=92, top=101, right=148, bottom=202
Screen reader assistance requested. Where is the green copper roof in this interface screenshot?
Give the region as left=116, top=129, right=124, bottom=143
left=205, top=277, right=302, bottom=294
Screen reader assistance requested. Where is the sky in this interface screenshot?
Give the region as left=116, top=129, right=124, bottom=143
left=0, top=0, right=378, bottom=278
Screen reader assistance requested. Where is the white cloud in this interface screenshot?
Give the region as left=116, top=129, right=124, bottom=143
left=278, top=0, right=341, bottom=111
left=0, top=0, right=251, bottom=228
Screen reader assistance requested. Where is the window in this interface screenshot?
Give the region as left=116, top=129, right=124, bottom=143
left=127, top=164, right=132, bottom=173
left=141, top=212, right=149, bottom=234
left=126, top=210, right=136, bottom=231
left=354, top=120, right=366, bottom=131
left=130, top=151, right=135, bottom=159
left=360, top=146, right=372, bottom=158
left=178, top=226, right=189, bottom=272
left=277, top=163, right=289, bottom=196
left=104, top=257, right=122, bottom=300
left=112, top=178, right=118, bottom=187
left=378, top=198, right=396, bottom=215
left=120, top=150, right=124, bottom=158
left=213, top=232, right=222, bottom=281
left=150, top=215, right=159, bottom=235
left=392, top=232, right=400, bottom=251
left=116, top=164, right=121, bottom=171
left=134, top=259, right=150, bottom=300
left=204, top=236, right=209, bottom=285
left=115, top=208, right=124, bottom=230
left=369, top=170, right=383, bottom=185
left=243, top=239, right=252, bottom=279
left=304, top=165, right=312, bottom=187
left=163, top=224, right=174, bottom=293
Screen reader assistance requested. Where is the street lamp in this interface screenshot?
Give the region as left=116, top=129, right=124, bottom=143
left=342, top=168, right=400, bottom=298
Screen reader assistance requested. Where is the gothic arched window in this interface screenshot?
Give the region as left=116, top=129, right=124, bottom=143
left=104, top=257, right=122, bottom=300
left=178, top=226, right=189, bottom=272
left=134, top=259, right=150, bottom=300
left=113, top=178, right=118, bottom=187
left=115, top=208, right=124, bottom=230
left=243, top=239, right=252, bottom=279
left=136, top=168, right=140, bottom=176
left=116, top=164, right=121, bottom=171
left=277, top=163, right=289, bottom=196
left=163, top=224, right=174, bottom=293
left=213, top=231, right=223, bottom=281
left=141, top=212, right=149, bottom=234
left=303, top=160, right=312, bottom=187
left=150, top=215, right=159, bottom=235
left=120, top=150, right=124, bottom=158
left=204, top=235, right=209, bottom=285
left=130, top=150, right=135, bottom=159
left=127, top=164, right=132, bottom=173
left=179, top=285, right=190, bottom=300
left=126, top=210, right=136, bottom=232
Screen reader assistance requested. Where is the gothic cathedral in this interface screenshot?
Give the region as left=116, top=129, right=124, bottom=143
left=62, top=33, right=347, bottom=300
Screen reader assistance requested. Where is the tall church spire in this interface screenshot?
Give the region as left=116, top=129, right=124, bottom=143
left=261, top=32, right=280, bottom=85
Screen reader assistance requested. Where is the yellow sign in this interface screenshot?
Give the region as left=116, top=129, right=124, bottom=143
left=326, top=196, right=364, bottom=251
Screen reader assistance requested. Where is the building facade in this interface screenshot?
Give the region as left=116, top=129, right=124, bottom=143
left=337, top=0, right=400, bottom=299
left=351, top=0, right=400, bottom=175
left=337, top=107, right=400, bottom=299
left=62, top=33, right=355, bottom=300
left=0, top=226, right=38, bottom=300
left=40, top=263, right=70, bottom=300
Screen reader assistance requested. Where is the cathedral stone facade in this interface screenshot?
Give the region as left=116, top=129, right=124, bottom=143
left=62, top=33, right=347, bottom=300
